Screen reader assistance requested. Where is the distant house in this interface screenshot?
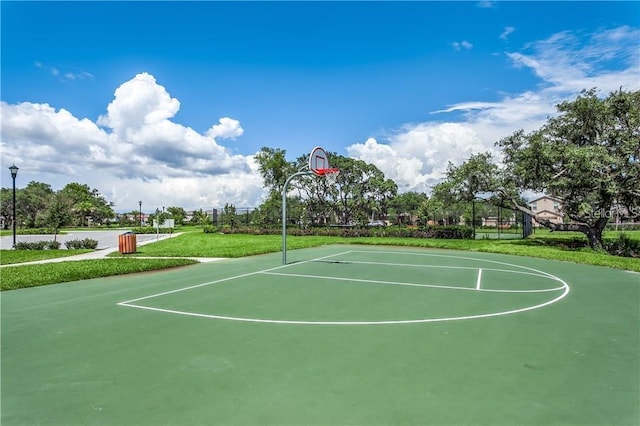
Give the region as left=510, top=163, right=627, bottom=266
left=528, top=195, right=564, bottom=226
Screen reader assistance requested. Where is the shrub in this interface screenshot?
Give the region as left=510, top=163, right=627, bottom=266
left=605, top=234, right=639, bottom=258
left=206, top=224, right=475, bottom=239
left=132, top=226, right=174, bottom=234
left=203, top=226, right=219, bottom=233
left=421, top=226, right=474, bottom=239
left=14, top=240, right=60, bottom=250
left=46, top=240, right=61, bottom=250
left=605, top=223, right=640, bottom=231
left=16, top=228, right=57, bottom=235
left=64, top=238, right=98, bottom=249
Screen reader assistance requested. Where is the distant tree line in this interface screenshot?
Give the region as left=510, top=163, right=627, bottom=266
left=0, top=182, right=116, bottom=238
left=2, top=88, right=637, bottom=251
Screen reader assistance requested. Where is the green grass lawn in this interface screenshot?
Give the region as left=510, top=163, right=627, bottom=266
left=119, top=230, right=640, bottom=272
left=3, top=229, right=638, bottom=291
left=0, top=258, right=197, bottom=290
left=0, top=249, right=92, bottom=265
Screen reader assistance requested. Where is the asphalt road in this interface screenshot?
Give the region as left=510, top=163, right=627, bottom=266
left=0, top=229, right=172, bottom=250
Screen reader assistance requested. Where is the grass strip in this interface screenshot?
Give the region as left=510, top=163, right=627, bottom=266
left=5, top=231, right=637, bottom=291
left=113, top=233, right=340, bottom=258
left=0, top=249, right=92, bottom=265
left=346, top=237, right=640, bottom=272
left=1, top=258, right=197, bottom=291
left=115, top=232, right=640, bottom=272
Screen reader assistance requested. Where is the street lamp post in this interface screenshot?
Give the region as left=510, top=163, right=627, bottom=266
left=9, top=164, right=19, bottom=248
left=139, top=201, right=142, bottom=227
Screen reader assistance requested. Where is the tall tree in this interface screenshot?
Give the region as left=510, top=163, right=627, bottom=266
left=254, top=147, right=296, bottom=199
left=429, top=181, right=468, bottom=225
left=59, top=182, right=115, bottom=226
left=322, top=155, right=397, bottom=226
left=497, top=88, right=640, bottom=249
left=166, top=206, right=186, bottom=225
left=44, top=193, right=71, bottom=241
left=388, top=191, right=429, bottom=224
left=17, top=181, right=54, bottom=228
left=222, top=203, right=237, bottom=228
left=189, top=209, right=211, bottom=226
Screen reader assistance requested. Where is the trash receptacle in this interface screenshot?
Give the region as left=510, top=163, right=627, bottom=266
left=118, top=232, right=137, bottom=254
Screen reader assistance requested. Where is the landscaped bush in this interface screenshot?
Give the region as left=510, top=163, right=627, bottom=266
left=422, top=226, right=474, bottom=239
left=64, top=238, right=98, bottom=249
left=131, top=226, right=174, bottom=234
left=15, top=240, right=60, bottom=250
left=605, top=234, right=639, bottom=258
left=605, top=223, right=640, bottom=231
left=16, top=228, right=58, bottom=235
left=204, top=225, right=474, bottom=239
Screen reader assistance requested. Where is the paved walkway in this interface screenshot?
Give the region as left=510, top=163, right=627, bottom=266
left=1, top=231, right=225, bottom=267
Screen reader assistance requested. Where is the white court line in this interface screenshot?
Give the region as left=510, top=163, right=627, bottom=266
left=118, top=251, right=352, bottom=306
left=260, top=271, right=565, bottom=293
left=335, top=259, right=562, bottom=280
left=348, top=250, right=567, bottom=281
left=118, top=286, right=570, bottom=326
left=476, top=268, right=483, bottom=290
left=117, top=249, right=571, bottom=325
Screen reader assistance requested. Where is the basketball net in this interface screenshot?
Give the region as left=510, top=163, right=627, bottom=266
left=318, top=168, right=340, bottom=186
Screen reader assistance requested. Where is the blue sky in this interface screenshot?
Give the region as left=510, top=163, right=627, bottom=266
left=2, top=1, right=639, bottom=211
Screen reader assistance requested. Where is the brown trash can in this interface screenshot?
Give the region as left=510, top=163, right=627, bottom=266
left=118, top=232, right=137, bottom=254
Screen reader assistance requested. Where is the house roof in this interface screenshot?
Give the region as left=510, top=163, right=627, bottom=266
left=533, top=209, right=563, bottom=218
left=528, top=194, right=563, bottom=204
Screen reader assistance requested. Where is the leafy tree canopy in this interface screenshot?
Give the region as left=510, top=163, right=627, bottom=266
left=442, top=88, right=639, bottom=249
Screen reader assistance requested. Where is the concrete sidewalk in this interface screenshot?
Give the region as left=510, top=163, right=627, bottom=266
left=1, top=232, right=225, bottom=267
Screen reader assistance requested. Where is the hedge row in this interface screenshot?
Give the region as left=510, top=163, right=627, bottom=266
left=16, top=228, right=59, bottom=235
left=13, top=238, right=98, bottom=250
left=605, top=223, right=640, bottom=231
left=130, top=226, right=175, bottom=234
left=204, top=225, right=474, bottom=239
left=15, top=240, right=61, bottom=250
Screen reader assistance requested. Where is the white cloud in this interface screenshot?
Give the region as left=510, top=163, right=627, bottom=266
left=34, top=60, right=95, bottom=82
left=206, top=117, right=244, bottom=140
left=1, top=73, right=263, bottom=211
left=476, top=1, right=495, bottom=8
left=97, top=73, right=180, bottom=132
left=452, top=41, right=473, bottom=51
left=347, top=26, right=640, bottom=195
left=500, top=26, right=515, bottom=41
left=347, top=123, right=488, bottom=194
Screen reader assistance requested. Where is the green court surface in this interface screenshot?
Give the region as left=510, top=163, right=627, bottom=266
left=2, top=245, right=638, bottom=425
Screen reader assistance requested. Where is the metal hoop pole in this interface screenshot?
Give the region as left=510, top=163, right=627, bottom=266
left=282, top=169, right=313, bottom=265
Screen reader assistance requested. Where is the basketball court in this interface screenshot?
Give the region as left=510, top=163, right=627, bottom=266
left=2, top=244, right=638, bottom=425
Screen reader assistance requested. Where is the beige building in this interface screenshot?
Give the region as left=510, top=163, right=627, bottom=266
left=529, top=195, right=564, bottom=226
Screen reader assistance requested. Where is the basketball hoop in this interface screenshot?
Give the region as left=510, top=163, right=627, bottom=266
left=317, top=168, right=340, bottom=185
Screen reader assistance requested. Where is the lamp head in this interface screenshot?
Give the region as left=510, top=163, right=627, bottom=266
left=9, top=164, right=19, bottom=179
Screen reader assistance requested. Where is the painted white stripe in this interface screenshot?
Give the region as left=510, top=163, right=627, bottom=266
left=119, top=283, right=570, bottom=326
left=476, top=268, right=483, bottom=290
left=117, top=249, right=571, bottom=326
left=118, top=251, right=351, bottom=305
left=348, top=250, right=567, bottom=281
left=261, top=271, right=473, bottom=291
left=259, top=271, right=565, bottom=293
left=333, top=259, right=562, bottom=281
